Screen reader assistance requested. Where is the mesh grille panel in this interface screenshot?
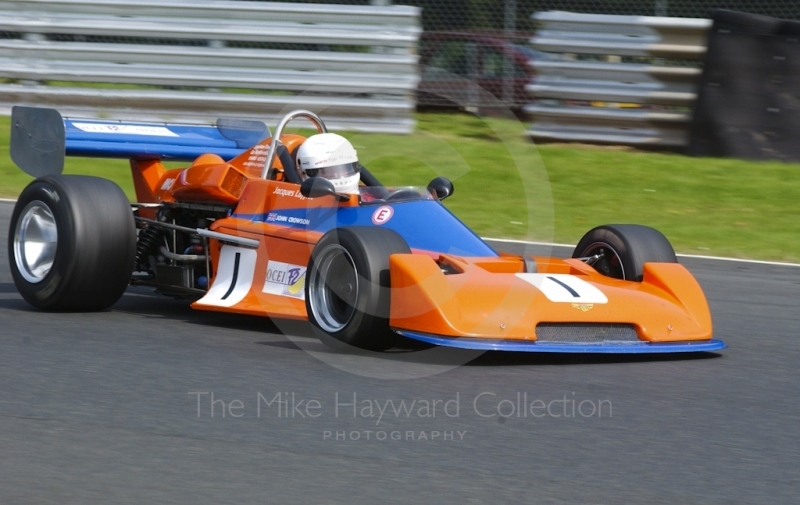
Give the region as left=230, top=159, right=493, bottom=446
left=536, top=323, right=640, bottom=343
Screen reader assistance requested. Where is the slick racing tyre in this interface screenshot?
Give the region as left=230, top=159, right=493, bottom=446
left=9, top=175, right=136, bottom=310
left=306, top=226, right=410, bottom=351
left=572, top=224, right=677, bottom=282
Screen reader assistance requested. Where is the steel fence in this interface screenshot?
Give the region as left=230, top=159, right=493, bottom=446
left=0, top=0, right=421, bottom=133
left=2, top=0, right=797, bottom=132
left=525, top=11, right=710, bottom=146
left=396, top=0, right=798, bottom=111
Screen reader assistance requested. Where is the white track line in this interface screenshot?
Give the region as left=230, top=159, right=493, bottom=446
left=1, top=198, right=796, bottom=268
left=484, top=237, right=800, bottom=268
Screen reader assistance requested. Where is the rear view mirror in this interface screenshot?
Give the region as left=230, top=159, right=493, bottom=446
left=300, top=177, right=348, bottom=201
left=427, top=177, right=454, bottom=200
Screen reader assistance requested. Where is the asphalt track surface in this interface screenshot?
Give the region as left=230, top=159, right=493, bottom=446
left=1, top=200, right=798, bottom=504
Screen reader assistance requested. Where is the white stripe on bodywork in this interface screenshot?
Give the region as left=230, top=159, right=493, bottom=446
left=196, top=245, right=257, bottom=307
left=515, top=273, right=608, bottom=304
left=72, top=122, right=178, bottom=137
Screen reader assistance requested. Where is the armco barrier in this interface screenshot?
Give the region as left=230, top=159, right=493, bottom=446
left=526, top=11, right=711, bottom=147
left=0, top=0, right=421, bottom=133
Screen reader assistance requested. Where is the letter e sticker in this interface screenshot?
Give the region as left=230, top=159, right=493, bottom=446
left=372, top=205, right=393, bottom=225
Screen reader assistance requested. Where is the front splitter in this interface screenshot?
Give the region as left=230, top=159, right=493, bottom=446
left=396, top=331, right=727, bottom=354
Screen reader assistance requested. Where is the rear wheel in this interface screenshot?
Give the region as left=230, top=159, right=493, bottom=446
left=306, top=226, right=410, bottom=351
left=572, top=224, right=677, bottom=282
left=9, top=175, right=136, bottom=310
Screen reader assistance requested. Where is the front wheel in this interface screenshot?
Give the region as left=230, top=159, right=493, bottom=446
left=9, top=175, right=136, bottom=310
left=305, top=226, right=410, bottom=351
left=572, top=224, right=677, bottom=282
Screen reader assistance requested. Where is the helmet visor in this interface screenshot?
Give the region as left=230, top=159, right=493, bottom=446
left=305, top=162, right=359, bottom=180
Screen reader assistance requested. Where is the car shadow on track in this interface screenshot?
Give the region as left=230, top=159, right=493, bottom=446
left=117, top=286, right=724, bottom=367
left=0, top=282, right=43, bottom=312
left=257, top=333, right=724, bottom=367
left=463, top=350, right=723, bottom=366
left=111, top=286, right=292, bottom=337
left=3, top=283, right=724, bottom=366
left=0, top=282, right=19, bottom=294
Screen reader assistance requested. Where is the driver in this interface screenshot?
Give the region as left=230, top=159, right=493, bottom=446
left=295, top=133, right=360, bottom=194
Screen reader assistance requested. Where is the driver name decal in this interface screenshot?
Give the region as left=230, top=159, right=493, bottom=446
left=266, top=213, right=310, bottom=226
left=273, top=187, right=306, bottom=199
left=372, top=206, right=394, bottom=225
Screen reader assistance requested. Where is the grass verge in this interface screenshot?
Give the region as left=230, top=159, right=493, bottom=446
left=1, top=113, right=798, bottom=262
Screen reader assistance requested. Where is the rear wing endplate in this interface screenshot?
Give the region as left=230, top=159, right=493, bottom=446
left=9, top=106, right=267, bottom=178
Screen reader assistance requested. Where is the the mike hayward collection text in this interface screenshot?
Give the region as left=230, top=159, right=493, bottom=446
left=188, top=391, right=612, bottom=422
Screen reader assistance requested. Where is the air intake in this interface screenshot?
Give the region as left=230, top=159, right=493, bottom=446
left=536, top=323, right=640, bottom=343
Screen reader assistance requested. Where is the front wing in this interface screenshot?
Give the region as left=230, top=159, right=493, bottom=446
left=388, top=253, right=725, bottom=354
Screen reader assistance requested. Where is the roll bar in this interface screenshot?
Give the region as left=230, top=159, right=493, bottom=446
left=261, top=109, right=327, bottom=180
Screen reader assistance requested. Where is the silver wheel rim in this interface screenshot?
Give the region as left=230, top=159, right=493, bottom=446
left=308, top=244, right=358, bottom=333
left=14, top=200, right=58, bottom=284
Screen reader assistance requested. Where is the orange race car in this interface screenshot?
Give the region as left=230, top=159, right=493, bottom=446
left=7, top=106, right=724, bottom=353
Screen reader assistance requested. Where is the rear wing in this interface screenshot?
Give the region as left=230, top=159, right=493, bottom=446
left=9, top=106, right=268, bottom=178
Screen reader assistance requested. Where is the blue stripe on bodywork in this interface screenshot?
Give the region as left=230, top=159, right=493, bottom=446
left=397, top=332, right=727, bottom=353
left=64, top=119, right=245, bottom=161
left=234, top=200, right=498, bottom=257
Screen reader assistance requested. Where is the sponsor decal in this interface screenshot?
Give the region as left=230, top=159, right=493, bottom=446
left=515, top=274, right=608, bottom=304
left=263, top=261, right=306, bottom=299
left=243, top=145, right=268, bottom=168
left=160, top=177, right=175, bottom=191
left=72, top=122, right=178, bottom=137
left=371, top=205, right=394, bottom=225
left=311, top=154, right=356, bottom=167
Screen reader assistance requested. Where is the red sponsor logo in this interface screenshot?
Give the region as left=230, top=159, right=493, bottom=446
left=371, top=206, right=394, bottom=225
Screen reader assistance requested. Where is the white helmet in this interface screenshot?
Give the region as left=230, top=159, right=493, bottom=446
left=295, top=133, right=360, bottom=194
